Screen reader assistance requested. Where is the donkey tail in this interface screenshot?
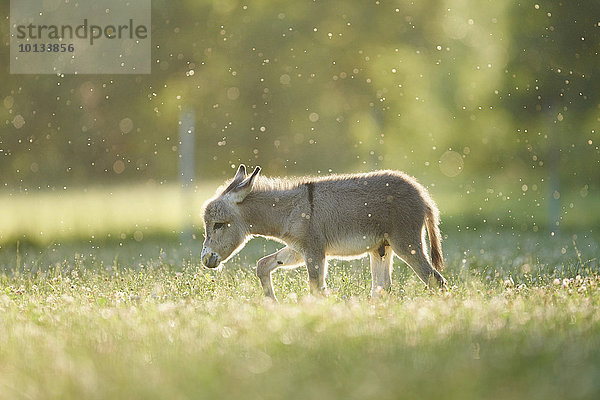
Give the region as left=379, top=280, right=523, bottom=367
left=425, top=205, right=444, bottom=271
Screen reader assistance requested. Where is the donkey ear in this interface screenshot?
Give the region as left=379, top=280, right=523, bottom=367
left=222, top=164, right=247, bottom=195
left=233, top=164, right=247, bottom=182
left=229, top=166, right=261, bottom=203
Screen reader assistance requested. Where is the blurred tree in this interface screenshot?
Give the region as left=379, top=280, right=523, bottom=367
left=0, top=0, right=598, bottom=198
left=501, top=0, right=600, bottom=228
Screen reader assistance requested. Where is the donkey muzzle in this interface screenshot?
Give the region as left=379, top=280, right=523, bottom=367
left=204, top=254, right=220, bottom=268
left=201, top=247, right=221, bottom=268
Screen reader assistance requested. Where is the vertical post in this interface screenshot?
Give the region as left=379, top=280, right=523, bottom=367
left=179, top=107, right=195, bottom=243
left=547, top=110, right=560, bottom=237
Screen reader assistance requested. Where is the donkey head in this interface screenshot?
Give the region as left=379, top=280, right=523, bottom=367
left=201, top=164, right=261, bottom=268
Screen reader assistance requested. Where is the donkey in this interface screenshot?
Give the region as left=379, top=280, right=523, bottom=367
left=201, top=165, right=447, bottom=300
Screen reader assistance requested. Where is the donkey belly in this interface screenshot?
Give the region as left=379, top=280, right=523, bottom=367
left=325, top=234, right=381, bottom=258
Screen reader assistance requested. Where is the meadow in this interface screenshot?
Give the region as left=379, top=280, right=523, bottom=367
left=1, top=221, right=599, bottom=399
left=0, top=182, right=598, bottom=400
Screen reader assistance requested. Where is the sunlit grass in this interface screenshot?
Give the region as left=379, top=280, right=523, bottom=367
left=0, top=231, right=599, bottom=400
left=0, top=183, right=220, bottom=245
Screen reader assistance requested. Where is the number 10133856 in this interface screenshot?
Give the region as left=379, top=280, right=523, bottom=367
left=18, top=43, right=75, bottom=53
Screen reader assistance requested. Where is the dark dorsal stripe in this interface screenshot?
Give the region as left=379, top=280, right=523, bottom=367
left=305, top=182, right=314, bottom=213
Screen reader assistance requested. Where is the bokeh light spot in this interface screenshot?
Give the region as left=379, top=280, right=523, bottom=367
left=439, top=150, right=464, bottom=177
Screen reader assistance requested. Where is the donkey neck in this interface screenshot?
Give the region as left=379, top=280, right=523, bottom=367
left=238, top=187, right=302, bottom=238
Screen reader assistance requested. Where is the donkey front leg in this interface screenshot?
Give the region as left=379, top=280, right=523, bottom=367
left=256, top=246, right=303, bottom=300
left=303, top=251, right=328, bottom=295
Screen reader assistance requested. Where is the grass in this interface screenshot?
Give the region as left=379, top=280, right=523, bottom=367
left=0, top=183, right=216, bottom=245
left=1, top=229, right=599, bottom=400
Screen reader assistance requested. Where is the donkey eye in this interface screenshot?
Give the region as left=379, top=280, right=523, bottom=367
left=213, top=222, right=225, bottom=230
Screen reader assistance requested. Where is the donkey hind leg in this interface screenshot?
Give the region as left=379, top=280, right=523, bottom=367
left=389, top=234, right=447, bottom=290
left=256, top=246, right=303, bottom=300
left=369, top=245, right=393, bottom=297
left=303, top=251, right=327, bottom=295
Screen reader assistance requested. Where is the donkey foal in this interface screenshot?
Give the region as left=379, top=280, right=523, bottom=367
left=201, top=165, right=447, bottom=300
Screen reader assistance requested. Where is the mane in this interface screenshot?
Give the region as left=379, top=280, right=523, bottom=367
left=250, top=169, right=407, bottom=193
left=212, top=169, right=413, bottom=199
left=251, top=175, right=305, bottom=192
